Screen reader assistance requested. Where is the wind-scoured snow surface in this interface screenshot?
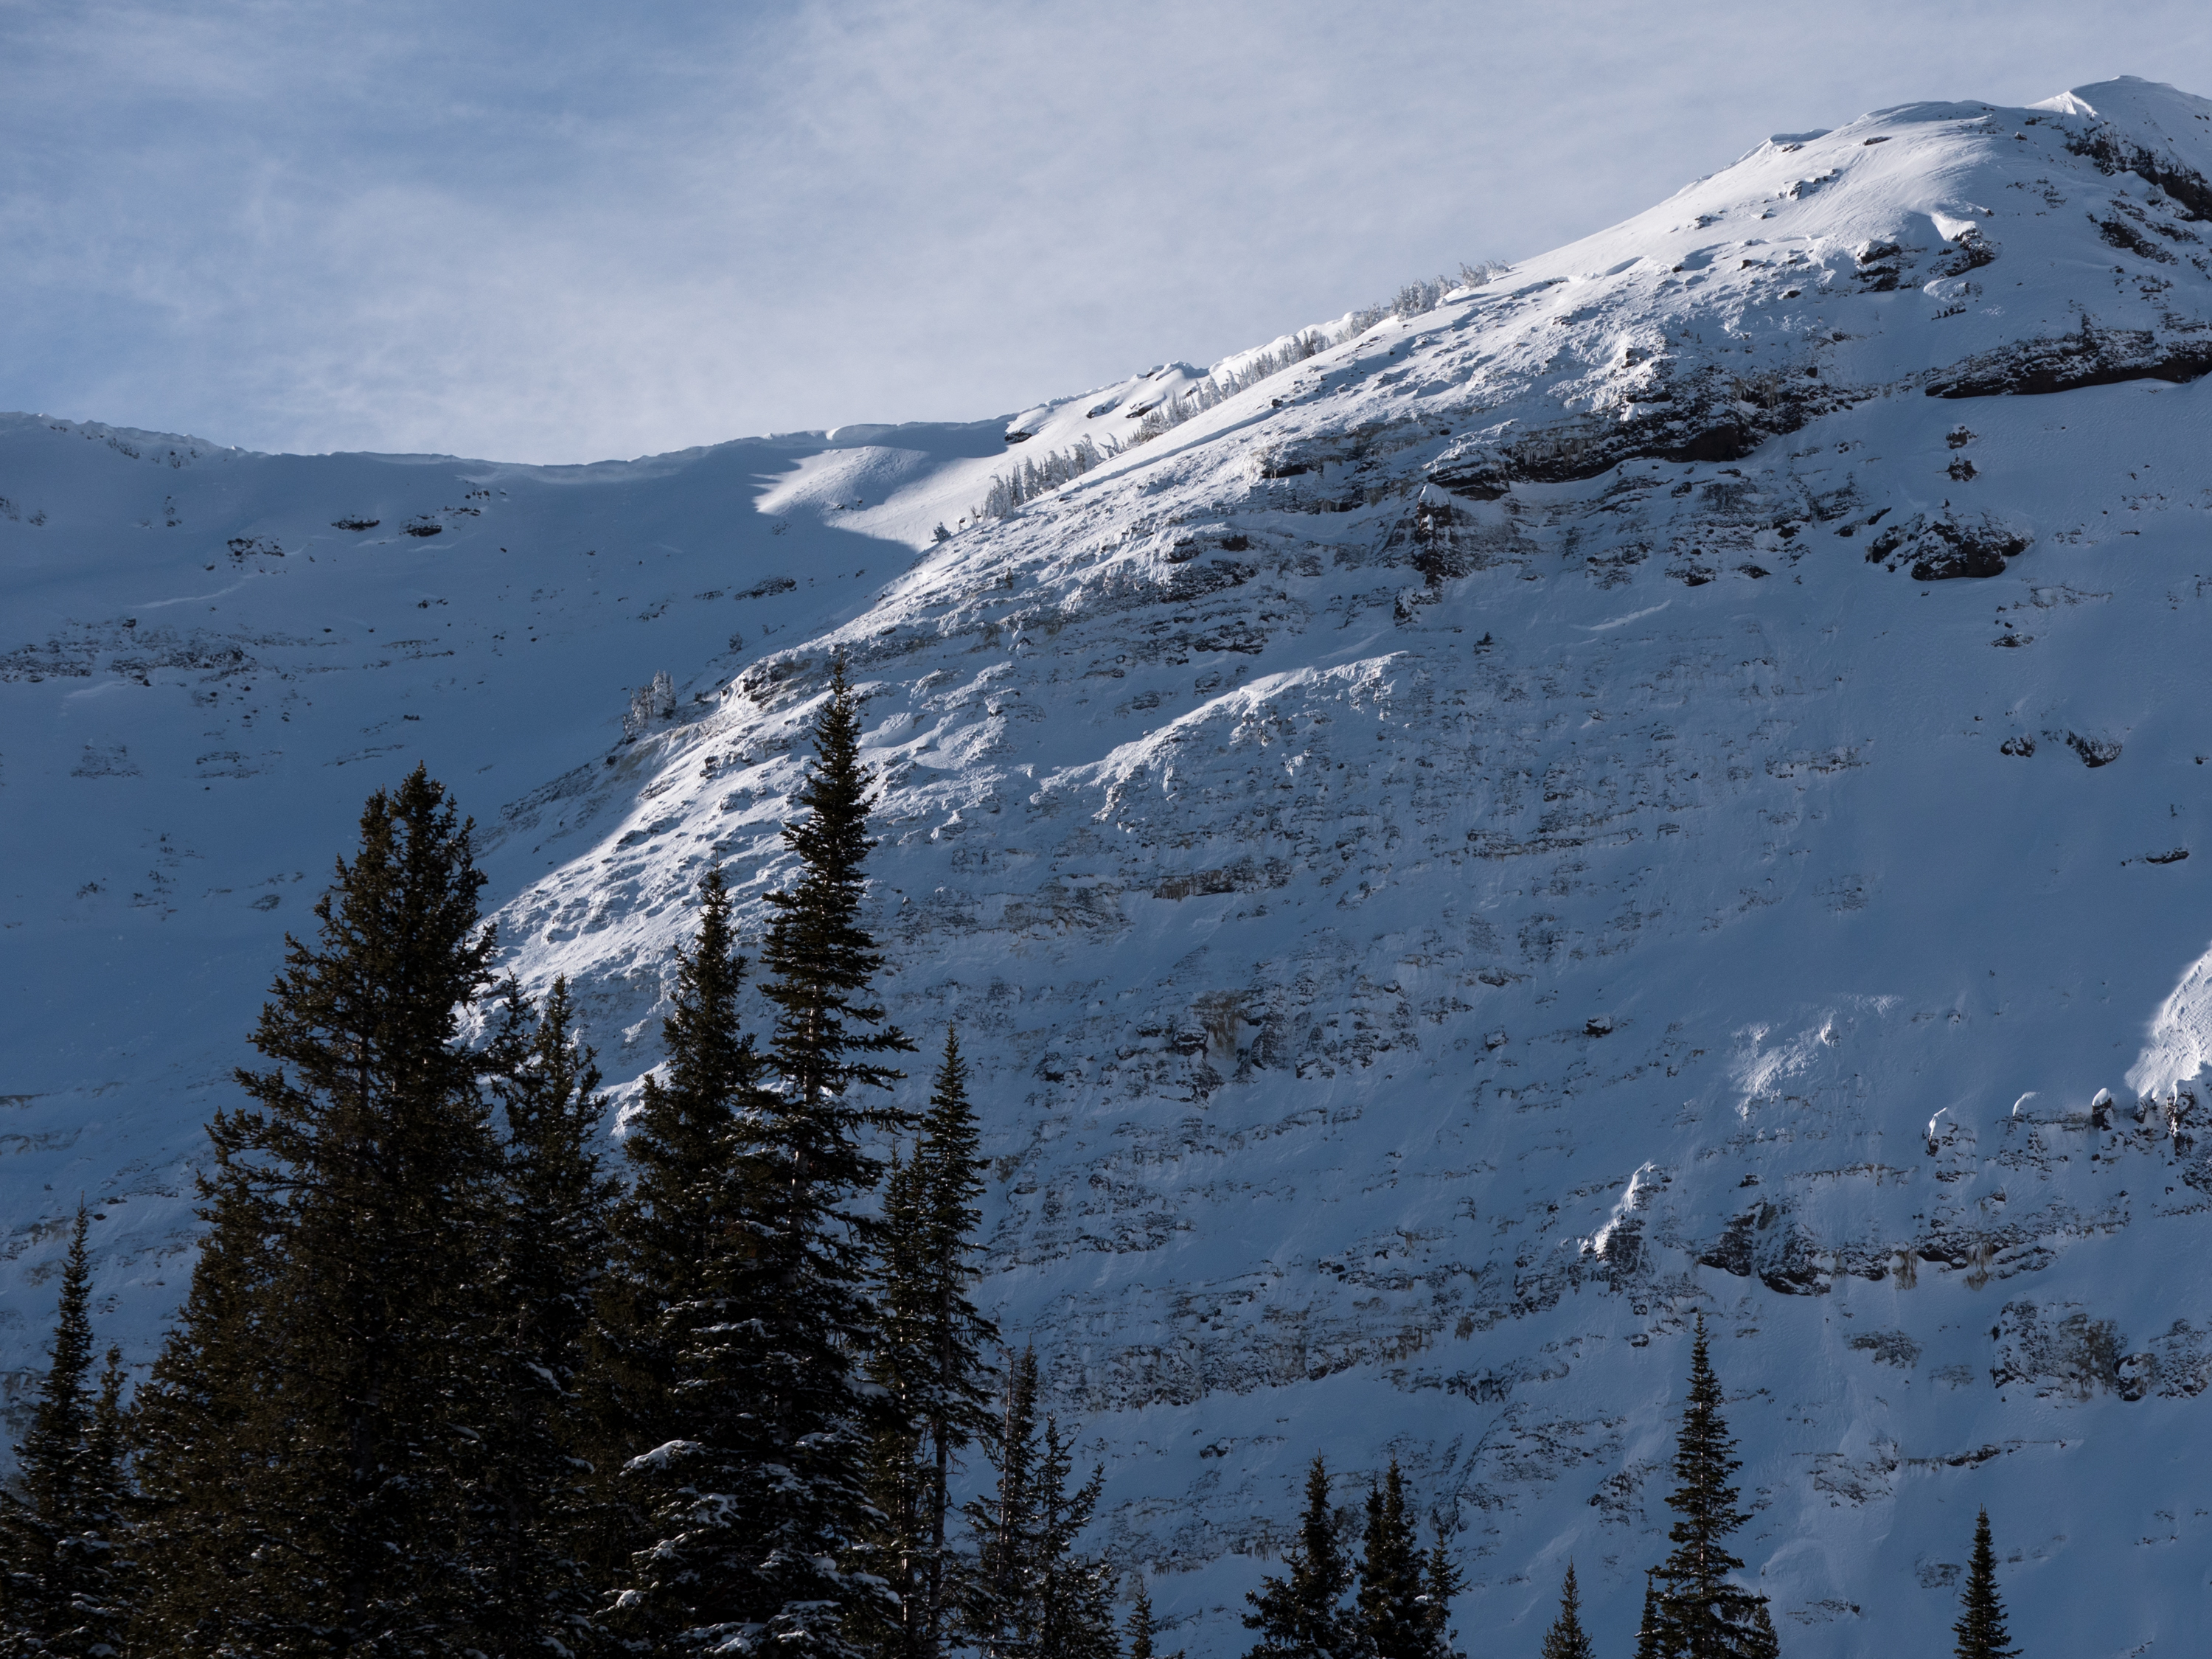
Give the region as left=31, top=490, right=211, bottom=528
left=10, top=74, right=2212, bottom=1655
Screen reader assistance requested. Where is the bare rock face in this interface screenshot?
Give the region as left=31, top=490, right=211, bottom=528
left=1926, top=323, right=2212, bottom=398
left=1863, top=512, right=2032, bottom=580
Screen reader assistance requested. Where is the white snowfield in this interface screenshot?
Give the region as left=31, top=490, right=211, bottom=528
left=9, top=72, right=2212, bottom=1655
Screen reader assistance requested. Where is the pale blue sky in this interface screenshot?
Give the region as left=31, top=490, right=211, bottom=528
left=5, top=0, right=2211, bottom=462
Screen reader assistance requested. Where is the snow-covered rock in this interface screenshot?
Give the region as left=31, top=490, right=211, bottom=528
left=10, top=73, right=2212, bottom=1656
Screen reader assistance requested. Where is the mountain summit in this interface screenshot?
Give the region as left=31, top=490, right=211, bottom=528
left=8, top=76, right=2212, bottom=1656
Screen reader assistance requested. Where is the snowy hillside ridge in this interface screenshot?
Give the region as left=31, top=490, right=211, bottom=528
left=10, top=73, right=2212, bottom=1657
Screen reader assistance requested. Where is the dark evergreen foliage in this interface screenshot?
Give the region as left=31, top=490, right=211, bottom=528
left=1540, top=1563, right=1593, bottom=1659
left=1635, top=1571, right=1665, bottom=1659
left=1952, top=1509, right=2019, bottom=1659
left=1352, top=1460, right=1460, bottom=1659
left=967, top=1347, right=1040, bottom=1655
left=604, top=861, right=874, bottom=1654
left=860, top=1142, right=932, bottom=1658
left=1415, top=1527, right=1463, bottom=1659
left=761, top=658, right=914, bottom=1120
left=962, top=1348, right=1119, bottom=1659
left=1646, top=1315, right=1777, bottom=1658
left=863, top=1026, right=999, bottom=1658
left=473, top=976, right=620, bottom=1656
left=599, top=867, right=765, bottom=1464
left=613, top=684, right=910, bottom=1654
left=611, top=672, right=915, bottom=1653
left=1743, top=1600, right=1780, bottom=1659
left=1127, top=1577, right=1183, bottom=1659
left=130, top=766, right=506, bottom=1654
left=1242, top=1455, right=1355, bottom=1659
left=1355, top=1463, right=1425, bottom=1659
left=125, top=1165, right=282, bottom=1654
left=0, top=1205, right=133, bottom=1658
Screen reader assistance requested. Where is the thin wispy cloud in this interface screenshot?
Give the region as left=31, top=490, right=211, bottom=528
left=4, top=0, right=2210, bottom=461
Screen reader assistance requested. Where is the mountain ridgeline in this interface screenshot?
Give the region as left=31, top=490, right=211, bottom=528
left=5, top=73, right=2212, bottom=1657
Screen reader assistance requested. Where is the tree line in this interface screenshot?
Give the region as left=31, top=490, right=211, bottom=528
left=0, top=668, right=2029, bottom=1659
left=0, top=666, right=1119, bottom=1657
left=1236, top=1324, right=2020, bottom=1659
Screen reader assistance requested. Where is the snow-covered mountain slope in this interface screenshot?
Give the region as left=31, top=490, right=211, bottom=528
left=12, top=72, right=2212, bottom=1656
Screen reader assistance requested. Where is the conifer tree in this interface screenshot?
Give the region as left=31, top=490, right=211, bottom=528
left=1127, top=1577, right=1184, bottom=1659
left=472, top=976, right=620, bottom=1655
left=962, top=1348, right=1119, bottom=1659
left=1242, top=1455, right=1354, bottom=1659
left=1541, top=1562, right=1595, bottom=1659
left=1634, top=1571, right=1666, bottom=1659
left=617, top=664, right=909, bottom=1653
left=1744, top=1600, right=1781, bottom=1659
left=603, top=863, right=860, bottom=1652
left=966, top=1348, right=1040, bottom=1656
left=0, top=1205, right=133, bottom=1658
left=125, top=1165, right=281, bottom=1654
left=1034, top=1416, right=1119, bottom=1659
left=128, top=767, right=507, bottom=1653
left=860, top=1143, right=932, bottom=1658
left=1414, top=1520, right=1464, bottom=1659
left=1647, top=1314, right=1776, bottom=1658
left=1355, top=1460, right=1456, bottom=1659
left=761, top=657, right=914, bottom=1124
left=1952, top=1509, right=2018, bottom=1659
left=1127, top=1580, right=1156, bottom=1659
left=599, top=866, right=763, bottom=1452
left=612, top=749, right=897, bottom=1655
left=865, top=1026, right=1000, bottom=1656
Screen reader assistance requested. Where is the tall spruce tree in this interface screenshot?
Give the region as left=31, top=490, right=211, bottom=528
left=1032, top=1416, right=1118, bottom=1659
left=761, top=658, right=914, bottom=1124
left=1242, top=1455, right=1354, bottom=1659
left=1541, top=1563, right=1594, bottom=1659
left=601, top=865, right=832, bottom=1652
left=1352, top=1461, right=1459, bottom=1659
left=591, top=866, right=763, bottom=1633
left=473, top=976, right=619, bottom=1656
left=967, top=1347, right=1039, bottom=1655
left=0, top=1205, right=133, bottom=1658
left=860, top=1143, right=932, bottom=1658
left=1354, top=1464, right=1424, bottom=1659
left=125, top=1160, right=282, bottom=1655
left=1647, top=1314, right=1776, bottom=1659
left=129, top=767, right=507, bottom=1654
left=1951, top=1509, right=2019, bottom=1659
left=616, top=665, right=910, bottom=1655
left=962, top=1348, right=1119, bottom=1659
left=864, top=1027, right=999, bottom=1657
left=600, top=866, right=763, bottom=1453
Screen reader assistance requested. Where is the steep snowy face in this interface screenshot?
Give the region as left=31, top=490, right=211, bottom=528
left=11, top=74, right=2212, bottom=1659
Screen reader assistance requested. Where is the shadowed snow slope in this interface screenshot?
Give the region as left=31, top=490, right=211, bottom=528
left=12, top=73, right=2212, bottom=1657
